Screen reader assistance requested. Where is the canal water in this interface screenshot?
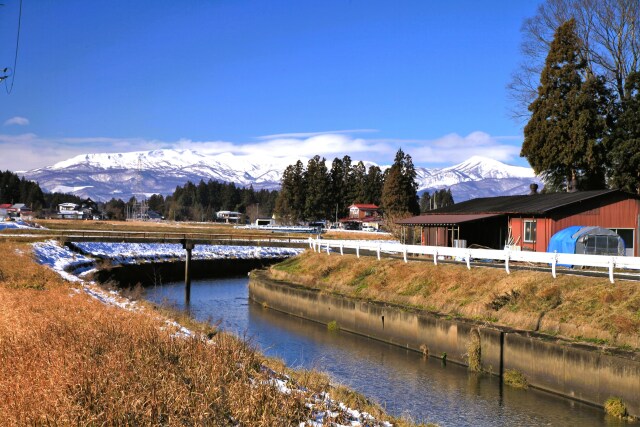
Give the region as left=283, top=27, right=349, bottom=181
left=144, top=277, right=633, bottom=427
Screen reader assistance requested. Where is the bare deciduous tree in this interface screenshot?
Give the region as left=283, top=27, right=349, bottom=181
left=509, top=0, right=639, bottom=119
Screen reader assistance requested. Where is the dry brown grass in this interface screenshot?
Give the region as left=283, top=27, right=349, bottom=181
left=271, top=251, right=640, bottom=349
left=323, top=230, right=395, bottom=241
left=0, top=241, right=413, bottom=426
left=0, top=243, right=308, bottom=425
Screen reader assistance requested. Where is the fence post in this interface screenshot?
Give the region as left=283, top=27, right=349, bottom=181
left=433, top=249, right=438, bottom=265
left=340, top=243, right=344, bottom=256
left=356, top=243, right=360, bottom=258
left=403, top=246, right=407, bottom=263
left=465, top=251, right=471, bottom=270
left=504, top=250, right=510, bottom=274
left=326, top=242, right=330, bottom=255
left=377, top=244, right=381, bottom=261
left=551, top=252, right=557, bottom=279
left=609, top=258, right=615, bottom=284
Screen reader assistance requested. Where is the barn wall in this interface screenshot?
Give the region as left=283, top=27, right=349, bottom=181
left=508, top=217, right=551, bottom=252
left=552, top=198, right=640, bottom=256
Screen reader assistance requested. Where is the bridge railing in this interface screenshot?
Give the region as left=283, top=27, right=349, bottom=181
left=308, top=238, right=640, bottom=283
left=52, top=230, right=306, bottom=244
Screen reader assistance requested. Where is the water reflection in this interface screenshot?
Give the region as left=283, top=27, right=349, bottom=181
left=144, top=278, right=635, bottom=427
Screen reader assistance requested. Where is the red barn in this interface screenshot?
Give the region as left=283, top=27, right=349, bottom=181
left=397, top=190, right=640, bottom=257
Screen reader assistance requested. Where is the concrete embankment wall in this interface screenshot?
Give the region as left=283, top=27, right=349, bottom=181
left=93, top=258, right=287, bottom=287
left=249, top=271, right=640, bottom=416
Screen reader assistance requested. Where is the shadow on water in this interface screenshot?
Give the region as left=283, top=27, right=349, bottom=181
left=144, top=277, right=636, bottom=427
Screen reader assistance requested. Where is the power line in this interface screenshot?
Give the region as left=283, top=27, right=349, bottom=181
left=4, top=0, right=23, bottom=94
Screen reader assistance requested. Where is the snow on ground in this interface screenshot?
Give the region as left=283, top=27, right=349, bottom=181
left=32, top=240, right=95, bottom=282
left=31, top=240, right=394, bottom=426
left=70, top=242, right=304, bottom=264
left=0, top=219, right=45, bottom=230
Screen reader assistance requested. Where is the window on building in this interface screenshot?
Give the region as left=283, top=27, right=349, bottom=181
left=524, top=220, right=537, bottom=243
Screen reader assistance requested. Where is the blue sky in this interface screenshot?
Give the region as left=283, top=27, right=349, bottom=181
left=0, top=0, right=541, bottom=171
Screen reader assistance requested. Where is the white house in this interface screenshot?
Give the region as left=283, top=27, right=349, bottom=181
left=57, top=203, right=83, bottom=219
left=216, top=210, right=243, bottom=224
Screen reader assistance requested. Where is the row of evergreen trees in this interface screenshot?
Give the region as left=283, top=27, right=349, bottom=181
left=275, top=149, right=435, bottom=224
left=522, top=18, right=640, bottom=194
left=142, top=180, right=278, bottom=222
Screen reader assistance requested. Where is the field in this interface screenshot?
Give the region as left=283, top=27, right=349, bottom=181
left=270, top=251, right=640, bottom=350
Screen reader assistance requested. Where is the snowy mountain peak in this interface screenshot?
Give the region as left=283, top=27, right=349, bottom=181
left=446, top=155, right=535, bottom=180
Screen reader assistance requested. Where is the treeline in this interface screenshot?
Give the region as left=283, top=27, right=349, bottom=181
left=275, top=149, right=427, bottom=224
left=0, top=170, right=45, bottom=209
left=0, top=170, right=88, bottom=212
left=132, top=180, right=278, bottom=222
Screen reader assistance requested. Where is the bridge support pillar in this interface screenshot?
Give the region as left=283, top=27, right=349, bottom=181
left=182, top=240, right=194, bottom=304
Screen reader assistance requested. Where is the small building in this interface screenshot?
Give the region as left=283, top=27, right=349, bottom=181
left=57, top=203, right=83, bottom=220
left=0, top=203, right=12, bottom=219
left=216, top=210, right=243, bottom=224
left=397, top=189, right=640, bottom=257
left=340, top=203, right=382, bottom=230
left=255, top=217, right=275, bottom=227
left=11, top=203, right=33, bottom=220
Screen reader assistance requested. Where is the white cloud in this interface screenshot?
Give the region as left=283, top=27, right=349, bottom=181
left=3, top=116, right=29, bottom=126
left=256, top=129, right=379, bottom=140
left=372, top=131, right=522, bottom=164
left=0, top=130, right=525, bottom=172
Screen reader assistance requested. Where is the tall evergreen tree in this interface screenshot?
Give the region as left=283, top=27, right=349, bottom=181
left=419, top=192, right=431, bottom=212
left=350, top=161, right=368, bottom=203
left=329, top=157, right=346, bottom=220
left=303, top=155, right=330, bottom=220
left=521, top=19, right=611, bottom=191
left=364, top=165, right=384, bottom=206
left=275, top=160, right=305, bottom=223
left=607, top=71, right=640, bottom=194
left=434, top=189, right=454, bottom=208
left=381, top=149, right=420, bottom=216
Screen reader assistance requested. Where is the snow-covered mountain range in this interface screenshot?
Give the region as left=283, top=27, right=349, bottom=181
left=22, top=150, right=542, bottom=203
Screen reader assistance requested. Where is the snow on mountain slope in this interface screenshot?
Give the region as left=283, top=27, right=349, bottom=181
left=413, top=155, right=541, bottom=202
left=22, top=150, right=541, bottom=202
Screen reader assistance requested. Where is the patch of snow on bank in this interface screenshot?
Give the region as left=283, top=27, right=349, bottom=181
left=32, top=240, right=95, bottom=282
left=0, top=219, right=45, bottom=230
left=71, top=242, right=303, bottom=265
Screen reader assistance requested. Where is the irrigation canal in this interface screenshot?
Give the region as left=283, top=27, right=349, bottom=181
left=143, top=276, right=633, bottom=427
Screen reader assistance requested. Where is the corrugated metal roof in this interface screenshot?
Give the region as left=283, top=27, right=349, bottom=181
left=429, top=190, right=634, bottom=215
left=396, top=213, right=503, bottom=226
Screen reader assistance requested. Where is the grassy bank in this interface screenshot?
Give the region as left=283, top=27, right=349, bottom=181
left=0, top=241, right=421, bottom=426
left=270, top=251, right=640, bottom=350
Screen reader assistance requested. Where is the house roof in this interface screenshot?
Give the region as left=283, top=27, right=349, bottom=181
left=349, top=204, right=379, bottom=209
left=397, top=213, right=503, bottom=226
left=340, top=216, right=384, bottom=223
left=426, top=190, right=637, bottom=215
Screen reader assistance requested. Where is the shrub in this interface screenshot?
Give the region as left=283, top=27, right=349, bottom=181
left=503, top=369, right=528, bottom=389
left=604, top=397, right=628, bottom=419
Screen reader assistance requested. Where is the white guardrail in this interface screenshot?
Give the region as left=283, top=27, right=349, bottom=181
left=308, top=238, right=640, bottom=284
